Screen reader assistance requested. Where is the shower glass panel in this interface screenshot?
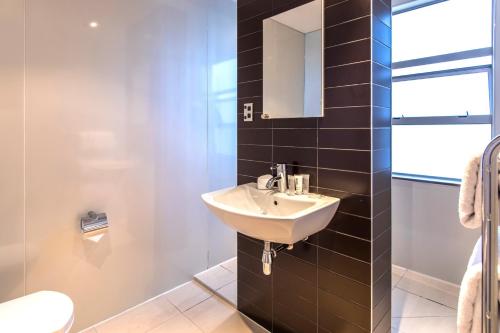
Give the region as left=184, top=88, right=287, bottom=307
left=0, top=0, right=25, bottom=303
left=0, top=0, right=236, bottom=331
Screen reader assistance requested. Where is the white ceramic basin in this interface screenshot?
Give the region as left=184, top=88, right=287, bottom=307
left=202, top=183, right=340, bottom=244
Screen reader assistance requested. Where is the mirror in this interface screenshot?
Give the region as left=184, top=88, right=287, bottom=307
left=263, top=0, right=323, bottom=119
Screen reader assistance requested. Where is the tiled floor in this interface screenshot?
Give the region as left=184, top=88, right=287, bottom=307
left=391, top=266, right=459, bottom=333
left=82, top=259, right=460, bottom=333
left=84, top=279, right=266, bottom=333
left=194, top=258, right=237, bottom=306
left=197, top=260, right=460, bottom=333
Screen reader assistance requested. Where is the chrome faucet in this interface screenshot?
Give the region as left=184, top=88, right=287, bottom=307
left=266, top=163, right=287, bottom=192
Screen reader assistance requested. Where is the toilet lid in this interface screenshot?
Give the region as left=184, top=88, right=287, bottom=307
left=0, top=291, right=74, bottom=333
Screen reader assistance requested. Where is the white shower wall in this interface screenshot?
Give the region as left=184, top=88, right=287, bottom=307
left=0, top=0, right=236, bottom=331
left=0, top=0, right=25, bottom=303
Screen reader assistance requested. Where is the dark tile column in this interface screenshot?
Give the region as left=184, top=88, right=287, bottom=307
left=236, top=0, right=392, bottom=332
left=371, top=0, right=392, bottom=332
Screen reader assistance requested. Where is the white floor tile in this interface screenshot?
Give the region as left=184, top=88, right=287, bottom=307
left=393, top=272, right=403, bottom=289
left=396, top=270, right=459, bottom=309
left=148, top=313, right=202, bottom=333
left=79, top=328, right=97, bottom=333
left=392, top=288, right=456, bottom=318
left=217, top=281, right=237, bottom=306
left=184, top=296, right=266, bottom=333
left=95, top=294, right=179, bottom=333
left=194, top=265, right=236, bottom=291
left=392, top=265, right=407, bottom=289
left=392, top=316, right=457, bottom=333
left=220, top=257, right=237, bottom=273
left=165, top=281, right=212, bottom=312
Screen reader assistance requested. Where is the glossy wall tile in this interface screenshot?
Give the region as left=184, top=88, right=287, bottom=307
left=236, top=0, right=392, bottom=332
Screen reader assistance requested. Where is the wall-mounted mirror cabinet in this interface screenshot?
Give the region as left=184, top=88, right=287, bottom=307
left=262, top=0, right=323, bottom=119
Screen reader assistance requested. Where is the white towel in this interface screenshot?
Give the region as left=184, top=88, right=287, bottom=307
left=458, top=155, right=500, bottom=229
left=457, top=232, right=500, bottom=333
left=459, top=155, right=484, bottom=229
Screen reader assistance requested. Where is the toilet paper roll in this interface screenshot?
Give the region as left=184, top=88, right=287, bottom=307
left=83, top=227, right=108, bottom=243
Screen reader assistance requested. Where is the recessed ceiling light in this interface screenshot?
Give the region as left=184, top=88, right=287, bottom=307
left=89, top=21, right=99, bottom=28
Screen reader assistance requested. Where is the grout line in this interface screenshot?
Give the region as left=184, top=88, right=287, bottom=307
left=392, top=270, right=406, bottom=289
left=271, top=114, right=274, bottom=163
left=318, top=147, right=371, bottom=152
left=238, top=143, right=273, bottom=146
left=237, top=7, right=271, bottom=26
left=393, top=288, right=456, bottom=311
left=372, top=60, right=391, bottom=70
left=319, top=262, right=372, bottom=288
left=392, top=315, right=458, bottom=319
left=324, top=104, right=371, bottom=108
left=325, top=37, right=371, bottom=49
left=142, top=312, right=182, bottom=333
left=317, top=127, right=371, bottom=129
left=238, top=79, right=262, bottom=85
left=370, top=0, right=375, bottom=329
left=237, top=158, right=271, bottom=163
left=238, top=62, right=263, bottom=70
left=237, top=173, right=258, bottom=179
left=193, top=274, right=235, bottom=296
left=325, top=0, right=349, bottom=9
left=237, top=29, right=262, bottom=39
left=324, top=14, right=371, bottom=29
left=325, top=229, right=371, bottom=243
left=373, top=206, right=391, bottom=220
left=373, top=82, right=391, bottom=90
left=169, top=282, right=214, bottom=314
left=373, top=263, right=391, bottom=286
left=325, top=82, right=371, bottom=89
left=88, top=280, right=197, bottom=330
left=237, top=45, right=262, bottom=55
left=324, top=60, right=371, bottom=69
left=317, top=166, right=371, bottom=174
left=316, top=244, right=371, bottom=265
left=180, top=312, right=205, bottom=333
left=219, top=256, right=237, bottom=273
left=237, top=95, right=262, bottom=99
left=318, top=287, right=372, bottom=311
left=337, top=210, right=372, bottom=220
left=316, top=185, right=371, bottom=197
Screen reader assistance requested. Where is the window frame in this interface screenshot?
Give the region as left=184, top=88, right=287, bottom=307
left=392, top=0, right=449, bottom=15
left=391, top=0, right=494, bottom=184
left=392, top=64, right=493, bottom=126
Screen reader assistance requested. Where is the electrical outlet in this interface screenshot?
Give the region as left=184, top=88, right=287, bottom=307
left=243, top=103, right=253, bottom=122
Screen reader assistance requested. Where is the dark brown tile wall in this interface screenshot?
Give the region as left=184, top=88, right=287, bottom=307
left=237, top=0, right=392, bottom=332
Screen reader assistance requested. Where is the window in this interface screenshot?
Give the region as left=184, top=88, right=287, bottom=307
left=392, top=0, right=493, bottom=181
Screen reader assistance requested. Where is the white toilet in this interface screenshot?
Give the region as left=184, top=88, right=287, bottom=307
left=0, top=291, right=74, bottom=333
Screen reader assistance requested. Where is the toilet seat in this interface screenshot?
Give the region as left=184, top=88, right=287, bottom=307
left=0, top=291, right=74, bottom=333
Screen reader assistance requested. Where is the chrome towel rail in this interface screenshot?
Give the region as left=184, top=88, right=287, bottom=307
left=481, top=135, right=500, bottom=333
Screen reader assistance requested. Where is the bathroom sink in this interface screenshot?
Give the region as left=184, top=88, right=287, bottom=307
left=202, top=183, right=340, bottom=244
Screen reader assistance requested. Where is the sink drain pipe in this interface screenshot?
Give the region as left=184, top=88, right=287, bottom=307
left=261, top=241, right=293, bottom=275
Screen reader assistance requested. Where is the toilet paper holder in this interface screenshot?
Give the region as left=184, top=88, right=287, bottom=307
left=81, top=211, right=108, bottom=233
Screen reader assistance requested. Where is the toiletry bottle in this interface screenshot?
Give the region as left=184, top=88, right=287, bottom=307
left=287, top=175, right=296, bottom=195
left=302, top=174, right=310, bottom=194
left=294, top=175, right=303, bottom=194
